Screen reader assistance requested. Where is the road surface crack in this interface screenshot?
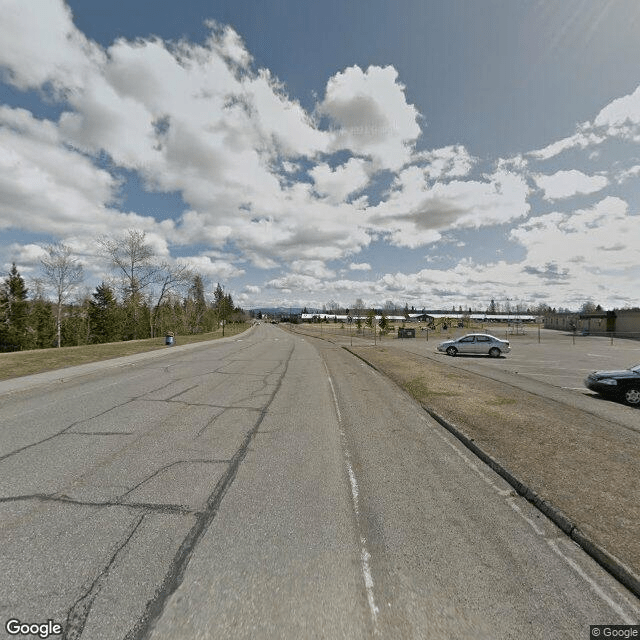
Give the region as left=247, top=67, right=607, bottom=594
left=125, top=343, right=295, bottom=640
left=0, top=493, right=198, bottom=516
left=0, top=398, right=136, bottom=463
left=117, top=459, right=230, bottom=502
left=63, top=513, right=146, bottom=640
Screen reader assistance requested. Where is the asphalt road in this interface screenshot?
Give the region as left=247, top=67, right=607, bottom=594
left=1, top=324, right=638, bottom=639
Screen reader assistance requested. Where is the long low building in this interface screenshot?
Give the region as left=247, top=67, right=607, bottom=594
left=300, top=313, right=406, bottom=322
left=544, top=308, right=640, bottom=338
left=410, top=313, right=540, bottom=323
left=301, top=312, right=540, bottom=323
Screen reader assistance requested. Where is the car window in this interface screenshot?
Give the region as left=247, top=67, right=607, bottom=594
left=476, top=336, right=490, bottom=342
left=459, top=336, right=474, bottom=342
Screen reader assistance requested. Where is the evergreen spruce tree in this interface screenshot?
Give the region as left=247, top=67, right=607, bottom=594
left=379, top=312, right=389, bottom=334
left=0, top=263, right=30, bottom=351
left=89, top=283, right=121, bottom=343
left=186, top=274, right=207, bottom=333
left=60, top=298, right=92, bottom=347
left=213, top=283, right=224, bottom=308
left=30, top=298, right=56, bottom=349
left=213, top=283, right=232, bottom=335
left=0, top=276, right=7, bottom=349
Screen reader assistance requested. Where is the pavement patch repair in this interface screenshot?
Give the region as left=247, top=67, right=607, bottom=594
left=289, top=324, right=640, bottom=600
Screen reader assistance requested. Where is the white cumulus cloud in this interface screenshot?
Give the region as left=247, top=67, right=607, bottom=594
left=309, top=158, right=371, bottom=203
left=594, top=84, right=640, bottom=130
left=368, top=167, right=530, bottom=248
left=319, top=65, right=422, bottom=171
left=0, top=0, right=104, bottom=91
left=349, top=262, right=371, bottom=271
left=534, top=170, right=608, bottom=200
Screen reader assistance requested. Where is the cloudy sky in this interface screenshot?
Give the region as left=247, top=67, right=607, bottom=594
left=1, top=0, right=640, bottom=311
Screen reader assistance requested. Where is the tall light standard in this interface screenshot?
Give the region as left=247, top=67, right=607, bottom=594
left=505, top=297, right=512, bottom=340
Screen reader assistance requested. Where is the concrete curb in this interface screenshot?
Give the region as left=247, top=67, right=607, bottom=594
left=344, top=346, right=640, bottom=600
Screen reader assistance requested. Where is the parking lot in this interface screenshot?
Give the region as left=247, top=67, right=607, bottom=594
left=416, top=327, right=640, bottom=387
left=290, top=323, right=640, bottom=429
left=382, top=326, right=640, bottom=429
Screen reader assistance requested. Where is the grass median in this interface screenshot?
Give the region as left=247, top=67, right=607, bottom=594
left=0, top=323, right=250, bottom=381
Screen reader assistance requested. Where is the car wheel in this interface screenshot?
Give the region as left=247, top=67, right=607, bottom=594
left=446, top=346, right=457, bottom=356
left=489, top=347, right=501, bottom=358
left=623, top=387, right=640, bottom=406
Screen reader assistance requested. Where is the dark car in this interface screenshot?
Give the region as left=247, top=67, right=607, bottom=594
left=584, top=364, right=640, bottom=406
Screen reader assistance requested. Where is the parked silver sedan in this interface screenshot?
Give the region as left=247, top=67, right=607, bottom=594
left=437, top=333, right=510, bottom=357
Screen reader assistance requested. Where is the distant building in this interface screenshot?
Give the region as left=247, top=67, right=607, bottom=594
left=544, top=308, right=640, bottom=338
left=615, top=308, right=640, bottom=338
left=413, top=312, right=539, bottom=323
left=544, top=312, right=580, bottom=332
left=579, top=311, right=616, bottom=334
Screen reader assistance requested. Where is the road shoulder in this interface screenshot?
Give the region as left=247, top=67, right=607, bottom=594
left=346, top=344, right=640, bottom=599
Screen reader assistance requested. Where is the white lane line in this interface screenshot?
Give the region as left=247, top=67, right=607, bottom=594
left=325, top=362, right=379, bottom=629
left=429, top=424, right=511, bottom=496
left=547, top=540, right=638, bottom=624
left=421, top=414, right=640, bottom=620
left=345, top=459, right=360, bottom=517
left=360, top=540, right=379, bottom=626
left=326, top=371, right=342, bottom=423
left=506, top=498, right=545, bottom=536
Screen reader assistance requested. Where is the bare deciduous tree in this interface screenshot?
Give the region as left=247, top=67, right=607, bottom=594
left=97, top=229, right=156, bottom=300
left=40, top=244, right=84, bottom=348
left=97, top=229, right=159, bottom=339
left=149, top=262, right=193, bottom=337
left=352, top=298, right=365, bottom=317
left=98, top=229, right=193, bottom=338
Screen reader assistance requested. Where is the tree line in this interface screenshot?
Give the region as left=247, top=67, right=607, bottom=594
left=0, top=230, right=245, bottom=352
